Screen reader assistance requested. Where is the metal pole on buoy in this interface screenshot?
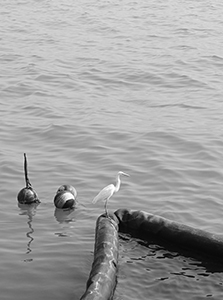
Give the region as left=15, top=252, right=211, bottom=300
left=17, top=153, right=40, bottom=204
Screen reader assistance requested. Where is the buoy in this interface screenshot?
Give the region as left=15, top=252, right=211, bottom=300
left=17, top=153, right=40, bottom=204
left=54, top=184, right=77, bottom=209
left=57, top=184, right=77, bottom=198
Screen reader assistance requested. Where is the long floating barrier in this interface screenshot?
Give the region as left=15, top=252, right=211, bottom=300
left=80, top=209, right=223, bottom=299
left=115, top=209, right=223, bottom=258
left=80, top=214, right=119, bottom=300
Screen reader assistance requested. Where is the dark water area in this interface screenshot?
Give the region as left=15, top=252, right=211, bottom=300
left=1, top=0, right=223, bottom=299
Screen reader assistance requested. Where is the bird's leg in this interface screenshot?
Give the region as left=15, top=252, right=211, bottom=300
left=104, top=199, right=109, bottom=218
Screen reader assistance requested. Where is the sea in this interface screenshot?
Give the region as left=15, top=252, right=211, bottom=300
left=1, top=0, right=223, bottom=299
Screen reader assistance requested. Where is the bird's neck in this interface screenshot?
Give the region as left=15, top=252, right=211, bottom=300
left=114, top=174, right=121, bottom=193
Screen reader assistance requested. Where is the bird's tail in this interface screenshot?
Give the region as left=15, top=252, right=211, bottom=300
left=92, top=194, right=100, bottom=204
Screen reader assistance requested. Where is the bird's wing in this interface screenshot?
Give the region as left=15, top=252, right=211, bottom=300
left=92, top=184, right=114, bottom=203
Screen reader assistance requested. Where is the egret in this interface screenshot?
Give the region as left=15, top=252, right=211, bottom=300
left=92, top=171, right=130, bottom=217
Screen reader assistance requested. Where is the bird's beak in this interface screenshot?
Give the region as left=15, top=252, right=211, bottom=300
left=122, top=172, right=130, bottom=177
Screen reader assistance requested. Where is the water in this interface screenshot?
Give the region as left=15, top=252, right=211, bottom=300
left=1, top=0, right=223, bottom=299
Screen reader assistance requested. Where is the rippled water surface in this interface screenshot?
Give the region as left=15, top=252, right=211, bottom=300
left=1, top=0, right=223, bottom=299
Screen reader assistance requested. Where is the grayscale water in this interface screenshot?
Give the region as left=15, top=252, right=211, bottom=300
left=1, top=0, right=223, bottom=299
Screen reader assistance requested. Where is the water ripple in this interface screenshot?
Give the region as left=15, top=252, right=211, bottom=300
left=1, top=0, right=223, bottom=299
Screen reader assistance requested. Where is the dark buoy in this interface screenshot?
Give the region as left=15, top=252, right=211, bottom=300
left=54, top=184, right=77, bottom=209
left=17, top=153, right=40, bottom=204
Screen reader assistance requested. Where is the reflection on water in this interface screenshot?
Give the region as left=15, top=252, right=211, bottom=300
left=119, top=232, right=223, bottom=274
left=54, top=207, right=75, bottom=223
left=116, top=233, right=223, bottom=299
left=18, top=203, right=40, bottom=260
left=54, top=207, right=77, bottom=237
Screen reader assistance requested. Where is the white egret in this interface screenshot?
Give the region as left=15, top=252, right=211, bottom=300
left=92, top=171, right=130, bottom=217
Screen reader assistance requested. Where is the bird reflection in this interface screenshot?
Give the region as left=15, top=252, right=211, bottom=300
left=18, top=202, right=39, bottom=256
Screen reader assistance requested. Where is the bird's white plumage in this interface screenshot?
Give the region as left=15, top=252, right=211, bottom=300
left=92, top=171, right=129, bottom=217
left=92, top=184, right=115, bottom=204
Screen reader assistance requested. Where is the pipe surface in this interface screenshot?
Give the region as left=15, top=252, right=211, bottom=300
left=115, top=209, right=223, bottom=258
left=80, top=209, right=223, bottom=299
left=80, top=214, right=119, bottom=300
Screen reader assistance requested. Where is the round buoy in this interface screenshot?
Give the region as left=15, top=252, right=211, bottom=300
left=54, top=184, right=77, bottom=209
